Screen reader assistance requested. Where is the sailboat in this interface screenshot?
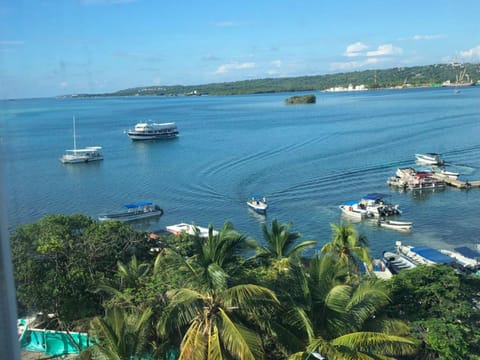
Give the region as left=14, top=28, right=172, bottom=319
left=59, top=116, right=104, bottom=164
left=451, top=62, right=473, bottom=93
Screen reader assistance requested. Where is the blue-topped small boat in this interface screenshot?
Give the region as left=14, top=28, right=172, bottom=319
left=440, top=246, right=480, bottom=270
left=396, top=241, right=455, bottom=266
left=246, top=194, right=268, bottom=214
left=98, top=201, right=164, bottom=222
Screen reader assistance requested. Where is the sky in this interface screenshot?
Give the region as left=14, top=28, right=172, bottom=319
left=1, top=0, right=480, bottom=99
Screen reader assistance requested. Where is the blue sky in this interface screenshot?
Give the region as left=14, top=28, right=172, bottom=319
left=2, top=0, right=480, bottom=99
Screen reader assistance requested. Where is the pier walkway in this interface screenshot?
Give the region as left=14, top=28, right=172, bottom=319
left=431, top=174, right=480, bottom=189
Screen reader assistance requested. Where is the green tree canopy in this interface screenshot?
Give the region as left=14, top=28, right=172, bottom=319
left=11, top=214, right=152, bottom=322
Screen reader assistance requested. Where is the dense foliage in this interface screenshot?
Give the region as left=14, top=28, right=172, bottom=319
left=72, top=63, right=480, bottom=97
left=11, top=214, right=480, bottom=359
left=11, top=214, right=152, bottom=323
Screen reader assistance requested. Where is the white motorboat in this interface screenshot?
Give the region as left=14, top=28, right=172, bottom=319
left=431, top=167, right=460, bottom=180
left=98, top=201, right=163, bottom=222
left=166, top=223, right=218, bottom=238
left=358, top=193, right=402, bottom=217
left=395, top=241, right=455, bottom=266
left=246, top=195, right=268, bottom=214
left=440, top=247, right=480, bottom=270
left=339, top=201, right=372, bottom=220
left=382, top=251, right=416, bottom=274
left=60, top=116, right=104, bottom=164
left=127, top=122, right=179, bottom=140
left=415, top=153, right=444, bottom=165
left=378, top=219, right=412, bottom=231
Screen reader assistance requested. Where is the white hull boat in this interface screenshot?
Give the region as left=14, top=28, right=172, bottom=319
left=382, top=251, right=416, bottom=274
left=378, top=219, right=412, bottom=231
left=395, top=241, right=455, bottom=266
left=359, top=193, right=401, bottom=217
left=60, top=146, right=104, bottom=164
left=127, top=122, right=179, bottom=140
left=339, top=204, right=370, bottom=220
left=166, top=223, right=218, bottom=238
left=415, top=153, right=444, bottom=165
left=432, top=167, right=460, bottom=180
left=60, top=116, right=104, bottom=164
left=246, top=195, right=268, bottom=214
left=440, top=247, right=480, bottom=270
left=98, top=202, right=163, bottom=222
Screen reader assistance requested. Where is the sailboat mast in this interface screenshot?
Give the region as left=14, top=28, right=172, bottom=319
left=73, top=115, right=77, bottom=151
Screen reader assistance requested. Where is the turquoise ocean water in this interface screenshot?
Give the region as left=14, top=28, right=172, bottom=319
left=2, top=87, right=480, bottom=258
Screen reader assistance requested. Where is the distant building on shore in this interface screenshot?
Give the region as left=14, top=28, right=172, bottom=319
left=323, top=84, right=367, bottom=92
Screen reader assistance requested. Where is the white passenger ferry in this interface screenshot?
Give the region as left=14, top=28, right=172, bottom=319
left=127, top=122, right=179, bottom=140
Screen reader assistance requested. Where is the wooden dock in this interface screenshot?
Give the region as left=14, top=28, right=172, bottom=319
left=431, top=174, right=480, bottom=189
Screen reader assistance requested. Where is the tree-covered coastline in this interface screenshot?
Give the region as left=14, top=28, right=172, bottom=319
left=11, top=214, right=480, bottom=359
left=69, top=63, right=480, bottom=98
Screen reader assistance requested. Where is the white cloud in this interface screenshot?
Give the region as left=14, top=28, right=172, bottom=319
left=271, top=60, right=282, bottom=68
left=412, top=34, right=445, bottom=40
left=215, top=62, right=256, bottom=74
left=330, top=58, right=381, bottom=71
left=458, top=45, right=480, bottom=61
left=345, top=42, right=368, bottom=57
left=59, top=81, right=68, bottom=89
left=366, top=44, right=402, bottom=57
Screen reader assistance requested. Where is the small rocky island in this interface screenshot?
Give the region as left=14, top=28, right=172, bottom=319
left=284, top=94, right=316, bottom=105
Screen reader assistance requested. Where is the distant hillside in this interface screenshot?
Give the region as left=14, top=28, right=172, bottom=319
left=74, top=63, right=480, bottom=97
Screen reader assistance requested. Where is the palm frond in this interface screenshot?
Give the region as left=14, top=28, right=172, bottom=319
left=179, top=319, right=207, bottom=360
left=217, top=308, right=258, bottom=360
left=324, top=284, right=352, bottom=312
left=331, top=331, right=418, bottom=357
left=207, top=322, right=224, bottom=360
left=224, top=284, right=279, bottom=309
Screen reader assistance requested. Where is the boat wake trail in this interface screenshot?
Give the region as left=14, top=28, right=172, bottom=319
left=272, top=158, right=415, bottom=200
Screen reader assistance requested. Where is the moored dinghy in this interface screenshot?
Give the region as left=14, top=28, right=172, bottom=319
left=382, top=251, right=416, bottom=274
left=378, top=219, right=412, bottom=231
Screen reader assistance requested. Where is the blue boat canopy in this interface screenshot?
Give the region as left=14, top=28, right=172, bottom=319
left=344, top=200, right=358, bottom=206
left=124, top=201, right=153, bottom=209
left=411, top=247, right=454, bottom=264
left=454, top=246, right=480, bottom=259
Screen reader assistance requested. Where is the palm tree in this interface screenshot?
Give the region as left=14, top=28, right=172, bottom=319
left=250, top=219, right=316, bottom=267
left=321, top=221, right=371, bottom=279
left=183, top=221, right=250, bottom=291
left=95, top=256, right=151, bottom=307
left=85, top=305, right=153, bottom=360
left=116, top=255, right=151, bottom=289
left=285, top=253, right=418, bottom=359
left=157, top=221, right=281, bottom=359
left=159, top=284, right=279, bottom=360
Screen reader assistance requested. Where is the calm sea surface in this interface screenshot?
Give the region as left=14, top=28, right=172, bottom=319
left=2, top=87, right=480, bottom=258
